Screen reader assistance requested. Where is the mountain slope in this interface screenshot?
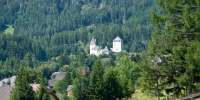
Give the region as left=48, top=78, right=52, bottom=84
left=0, top=0, right=156, bottom=60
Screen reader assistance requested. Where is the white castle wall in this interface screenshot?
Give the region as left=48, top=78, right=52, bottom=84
left=90, top=37, right=122, bottom=56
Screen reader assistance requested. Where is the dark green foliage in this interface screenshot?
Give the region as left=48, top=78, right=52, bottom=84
left=140, top=0, right=200, bottom=99
left=61, top=94, right=70, bottom=100
left=73, top=60, right=105, bottom=100
left=10, top=66, right=51, bottom=100
left=0, top=34, right=47, bottom=61
left=73, top=77, right=90, bottom=100
left=36, top=71, right=51, bottom=100
left=103, top=68, right=123, bottom=100
left=0, top=0, right=154, bottom=37
left=0, top=0, right=155, bottom=59
left=88, top=60, right=104, bottom=100
left=73, top=55, right=139, bottom=100
left=10, top=67, right=35, bottom=100
left=0, top=0, right=155, bottom=79
left=56, top=55, right=71, bottom=66
left=114, top=54, right=139, bottom=97
left=54, top=66, right=74, bottom=93
left=0, top=57, right=20, bottom=80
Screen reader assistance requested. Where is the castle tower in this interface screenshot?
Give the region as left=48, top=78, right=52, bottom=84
left=90, top=37, right=97, bottom=55
left=112, top=36, right=122, bottom=53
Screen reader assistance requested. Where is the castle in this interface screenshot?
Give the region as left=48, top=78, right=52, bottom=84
left=90, top=36, right=123, bottom=56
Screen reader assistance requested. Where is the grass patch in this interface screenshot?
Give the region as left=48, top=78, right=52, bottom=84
left=4, top=25, right=14, bottom=35
left=130, top=90, right=157, bottom=100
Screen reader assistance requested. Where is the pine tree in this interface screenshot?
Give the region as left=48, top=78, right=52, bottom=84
left=73, top=77, right=90, bottom=100
left=103, top=68, right=123, bottom=100
left=36, top=71, right=51, bottom=100
left=88, top=60, right=104, bottom=100
left=115, top=54, right=139, bottom=97
left=10, top=67, right=35, bottom=100
left=141, top=0, right=200, bottom=99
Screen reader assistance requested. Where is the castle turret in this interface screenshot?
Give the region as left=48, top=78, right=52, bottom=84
left=89, top=36, right=122, bottom=56
left=90, top=38, right=97, bottom=55
left=112, top=36, right=122, bottom=53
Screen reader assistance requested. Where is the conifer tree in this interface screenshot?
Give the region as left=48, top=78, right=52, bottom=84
left=10, top=67, right=35, bottom=100
left=36, top=70, right=51, bottom=100
left=88, top=60, right=104, bottom=100
left=103, top=68, right=123, bottom=100
left=141, top=0, right=200, bottom=99
left=73, top=77, right=90, bottom=100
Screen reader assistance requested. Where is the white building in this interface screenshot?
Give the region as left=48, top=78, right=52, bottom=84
left=90, top=36, right=123, bottom=56
left=111, top=36, right=123, bottom=53
left=102, top=46, right=109, bottom=55
left=90, top=38, right=110, bottom=56
left=90, top=38, right=98, bottom=55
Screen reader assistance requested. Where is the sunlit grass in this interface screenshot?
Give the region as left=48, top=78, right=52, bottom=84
left=4, top=25, right=14, bottom=35
left=130, top=90, right=157, bottom=100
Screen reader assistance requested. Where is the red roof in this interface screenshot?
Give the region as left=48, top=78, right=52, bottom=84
left=0, top=85, right=12, bottom=100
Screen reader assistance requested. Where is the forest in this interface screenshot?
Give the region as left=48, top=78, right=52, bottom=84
left=0, top=0, right=200, bottom=100
left=0, top=0, right=155, bottom=78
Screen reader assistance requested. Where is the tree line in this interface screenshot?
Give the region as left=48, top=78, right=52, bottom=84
left=0, top=0, right=155, bottom=79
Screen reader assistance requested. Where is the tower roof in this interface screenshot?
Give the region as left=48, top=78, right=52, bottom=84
left=90, top=37, right=96, bottom=44
left=113, top=36, right=122, bottom=42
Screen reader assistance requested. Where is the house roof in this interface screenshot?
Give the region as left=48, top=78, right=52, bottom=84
left=1, top=78, right=9, bottom=84
left=49, top=72, right=66, bottom=87
left=0, top=76, right=16, bottom=87
left=113, top=36, right=122, bottom=42
left=0, top=85, right=12, bottom=100
left=30, top=84, right=40, bottom=92
left=48, top=80, right=56, bottom=87
left=51, top=72, right=66, bottom=80
left=67, top=85, right=73, bottom=91
left=10, top=76, right=16, bottom=87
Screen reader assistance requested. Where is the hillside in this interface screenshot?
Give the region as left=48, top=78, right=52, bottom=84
left=0, top=0, right=155, bottom=53
left=0, top=0, right=156, bottom=79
